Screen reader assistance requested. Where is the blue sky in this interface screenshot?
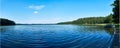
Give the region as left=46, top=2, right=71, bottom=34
left=0, top=0, right=114, bottom=24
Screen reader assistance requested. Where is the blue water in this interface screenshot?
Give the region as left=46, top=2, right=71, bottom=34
left=0, top=25, right=113, bottom=48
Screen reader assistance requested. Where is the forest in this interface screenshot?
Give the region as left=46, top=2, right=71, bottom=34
left=0, top=18, right=16, bottom=26
left=58, top=14, right=113, bottom=24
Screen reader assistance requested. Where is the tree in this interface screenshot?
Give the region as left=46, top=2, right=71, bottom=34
left=104, top=14, right=113, bottom=23
left=112, top=0, right=119, bottom=23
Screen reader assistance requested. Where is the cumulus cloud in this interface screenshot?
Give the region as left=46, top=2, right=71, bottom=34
left=28, top=5, right=45, bottom=10
left=28, top=5, right=45, bottom=14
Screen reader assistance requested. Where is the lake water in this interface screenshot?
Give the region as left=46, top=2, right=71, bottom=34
left=0, top=25, right=114, bottom=48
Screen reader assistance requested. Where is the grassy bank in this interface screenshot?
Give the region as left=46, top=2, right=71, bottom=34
left=58, top=23, right=107, bottom=25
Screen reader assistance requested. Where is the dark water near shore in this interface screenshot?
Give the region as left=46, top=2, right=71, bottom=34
left=0, top=25, right=114, bottom=48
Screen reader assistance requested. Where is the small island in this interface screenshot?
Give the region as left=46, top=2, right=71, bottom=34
left=0, top=18, right=16, bottom=26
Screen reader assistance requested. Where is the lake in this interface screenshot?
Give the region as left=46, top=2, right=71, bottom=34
left=0, top=25, right=114, bottom=48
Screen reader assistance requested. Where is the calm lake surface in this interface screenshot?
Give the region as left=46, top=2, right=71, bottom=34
left=0, top=25, right=114, bottom=48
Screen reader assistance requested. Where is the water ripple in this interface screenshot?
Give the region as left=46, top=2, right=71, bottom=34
left=0, top=25, right=113, bottom=48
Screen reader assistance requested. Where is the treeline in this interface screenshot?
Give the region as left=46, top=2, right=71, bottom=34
left=58, top=14, right=113, bottom=24
left=0, top=18, right=16, bottom=26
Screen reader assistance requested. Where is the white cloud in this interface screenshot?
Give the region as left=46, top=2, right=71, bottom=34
left=28, top=5, right=45, bottom=14
left=28, top=5, right=45, bottom=10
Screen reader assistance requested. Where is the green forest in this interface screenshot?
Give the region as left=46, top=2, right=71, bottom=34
left=0, top=18, right=16, bottom=26
left=58, top=14, right=113, bottom=24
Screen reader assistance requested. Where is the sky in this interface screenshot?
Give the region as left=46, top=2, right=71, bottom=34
left=0, top=0, right=114, bottom=24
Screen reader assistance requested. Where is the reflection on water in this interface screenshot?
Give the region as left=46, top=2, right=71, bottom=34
left=0, top=26, right=15, bottom=32
left=0, top=25, right=114, bottom=48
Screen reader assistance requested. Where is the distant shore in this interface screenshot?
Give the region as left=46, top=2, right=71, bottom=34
left=2, top=23, right=120, bottom=30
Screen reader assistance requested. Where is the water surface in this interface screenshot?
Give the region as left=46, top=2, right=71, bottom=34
left=0, top=25, right=114, bottom=48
